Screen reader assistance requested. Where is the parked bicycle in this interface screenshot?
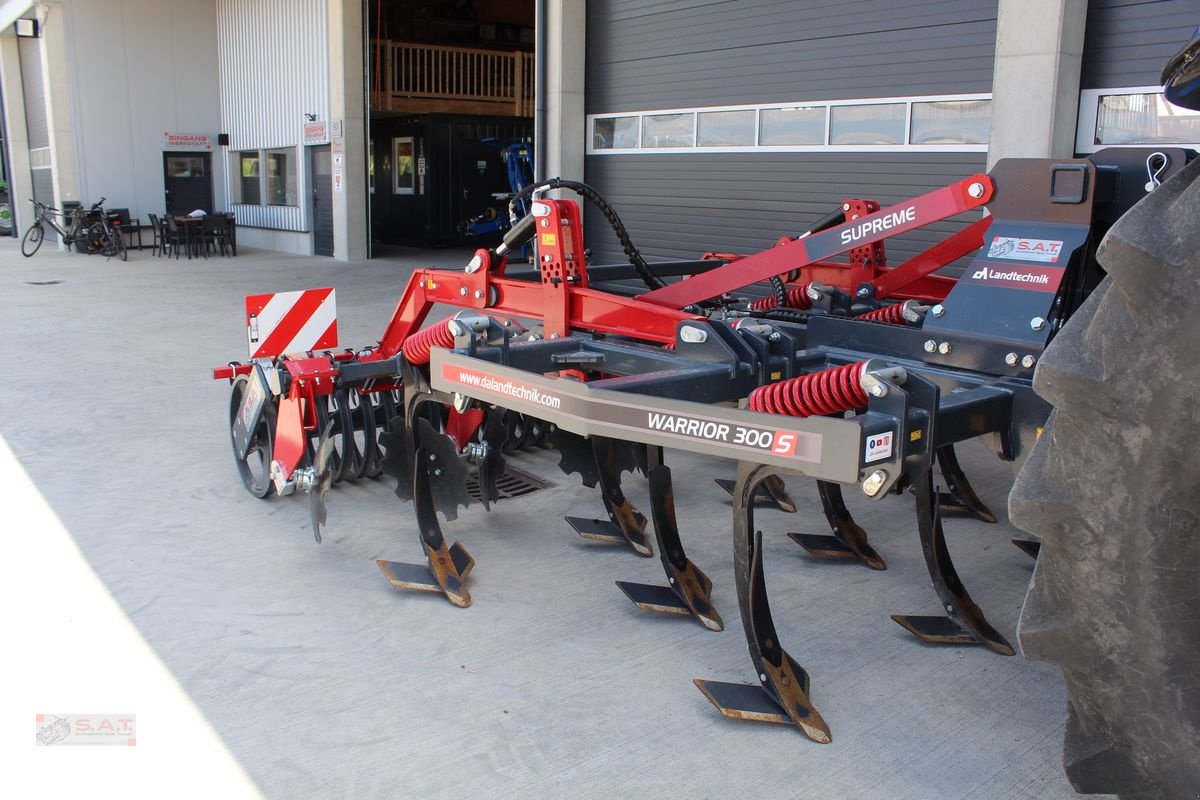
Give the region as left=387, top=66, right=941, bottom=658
left=21, top=196, right=126, bottom=260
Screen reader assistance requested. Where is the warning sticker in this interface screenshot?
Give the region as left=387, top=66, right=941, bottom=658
left=987, top=236, right=1064, bottom=263
left=864, top=431, right=894, bottom=463
left=540, top=233, right=557, bottom=247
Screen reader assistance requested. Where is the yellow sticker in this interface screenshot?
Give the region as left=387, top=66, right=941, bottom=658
left=769, top=371, right=782, bottom=381
left=910, top=429, right=922, bottom=442
left=540, top=233, right=557, bottom=247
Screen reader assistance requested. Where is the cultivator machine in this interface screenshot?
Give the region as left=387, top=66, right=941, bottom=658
left=213, top=148, right=1187, bottom=742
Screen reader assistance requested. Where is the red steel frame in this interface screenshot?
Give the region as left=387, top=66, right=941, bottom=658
left=213, top=173, right=996, bottom=485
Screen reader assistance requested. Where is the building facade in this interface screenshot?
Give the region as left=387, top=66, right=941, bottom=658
left=0, top=0, right=1194, bottom=262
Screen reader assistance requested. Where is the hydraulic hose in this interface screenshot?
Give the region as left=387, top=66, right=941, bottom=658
left=506, top=177, right=666, bottom=290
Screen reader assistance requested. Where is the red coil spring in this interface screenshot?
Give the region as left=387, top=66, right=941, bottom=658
left=748, top=361, right=869, bottom=417
left=856, top=303, right=907, bottom=325
left=750, top=283, right=813, bottom=311
left=402, top=321, right=455, bottom=365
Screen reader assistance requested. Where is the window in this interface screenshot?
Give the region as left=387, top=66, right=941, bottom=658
left=393, top=137, right=414, bottom=194
left=759, top=106, right=826, bottom=145
left=266, top=148, right=296, bottom=206
left=642, top=113, right=694, bottom=148
left=829, top=103, right=906, bottom=145
left=239, top=152, right=260, bottom=205
left=698, top=110, right=755, bottom=146
left=910, top=100, right=991, bottom=145
left=1077, top=87, right=1200, bottom=153
left=592, top=116, right=639, bottom=149
left=587, top=94, right=990, bottom=154
left=167, top=155, right=207, bottom=178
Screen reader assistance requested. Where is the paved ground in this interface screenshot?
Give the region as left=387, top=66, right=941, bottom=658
left=1, top=241, right=1103, bottom=798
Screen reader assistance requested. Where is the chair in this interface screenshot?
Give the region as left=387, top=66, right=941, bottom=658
left=163, top=214, right=185, bottom=259
left=201, top=213, right=230, bottom=257
left=147, top=213, right=167, bottom=257
left=109, top=208, right=142, bottom=250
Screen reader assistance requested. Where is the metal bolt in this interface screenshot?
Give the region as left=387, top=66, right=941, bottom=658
left=946, top=604, right=954, bottom=613
left=459, top=287, right=468, bottom=296
left=862, top=470, right=888, bottom=497
left=938, top=341, right=952, bottom=355
left=842, top=203, right=851, bottom=211
left=923, top=339, right=937, bottom=353
left=868, top=383, right=888, bottom=398
left=967, top=182, right=985, bottom=199
left=1030, top=316, right=1046, bottom=331
left=857, top=287, right=870, bottom=297
left=668, top=576, right=676, bottom=584
left=931, top=304, right=945, bottom=317
left=550, top=332, right=559, bottom=339
left=1005, top=352, right=1018, bottom=366
left=759, top=673, right=768, bottom=682
left=767, top=331, right=781, bottom=343
left=542, top=254, right=552, bottom=262
left=474, top=289, right=484, bottom=299
left=807, top=286, right=822, bottom=302
left=540, top=218, right=549, bottom=227
left=433, top=468, right=442, bottom=477
left=1021, top=355, right=1036, bottom=369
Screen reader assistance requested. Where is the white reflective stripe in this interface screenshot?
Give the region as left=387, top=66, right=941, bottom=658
left=282, top=290, right=337, bottom=354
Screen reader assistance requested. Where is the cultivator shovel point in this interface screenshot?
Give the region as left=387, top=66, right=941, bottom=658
left=890, top=470, right=1015, bottom=654
left=695, top=463, right=830, bottom=742
left=376, top=429, right=476, bottom=607
left=616, top=463, right=724, bottom=630
left=788, top=480, right=886, bottom=570
left=1011, top=539, right=1041, bottom=560
left=564, top=436, right=653, bottom=556
left=714, top=475, right=798, bottom=513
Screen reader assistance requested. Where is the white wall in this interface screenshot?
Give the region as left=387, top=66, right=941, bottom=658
left=60, top=0, right=223, bottom=221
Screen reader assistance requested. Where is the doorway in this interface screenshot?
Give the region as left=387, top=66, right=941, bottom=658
left=310, top=145, right=334, bottom=257
left=163, top=152, right=213, bottom=215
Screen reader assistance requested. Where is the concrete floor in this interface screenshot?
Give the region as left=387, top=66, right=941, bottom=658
left=1, top=241, right=1103, bottom=799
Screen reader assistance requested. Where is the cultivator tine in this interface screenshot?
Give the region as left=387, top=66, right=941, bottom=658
left=475, top=409, right=509, bottom=510
left=714, top=477, right=797, bottom=513
left=1011, top=539, right=1041, bottom=559
left=377, top=418, right=475, bottom=606
left=695, top=463, right=830, bottom=742
left=565, top=436, right=653, bottom=556
left=788, top=481, right=886, bottom=570
left=890, top=470, right=1015, bottom=655
left=309, top=420, right=336, bottom=543
left=616, top=464, right=724, bottom=630
left=935, top=445, right=998, bottom=523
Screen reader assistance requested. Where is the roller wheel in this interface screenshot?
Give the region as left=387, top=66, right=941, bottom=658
left=21, top=223, right=44, bottom=257
left=1010, top=156, right=1200, bottom=799
left=229, top=375, right=276, bottom=498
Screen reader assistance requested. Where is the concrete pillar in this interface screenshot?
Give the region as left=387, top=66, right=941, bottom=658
left=0, top=31, right=32, bottom=234
left=328, top=0, right=367, bottom=261
left=37, top=1, right=79, bottom=207
left=988, top=0, right=1089, bottom=169
left=542, top=0, right=585, bottom=183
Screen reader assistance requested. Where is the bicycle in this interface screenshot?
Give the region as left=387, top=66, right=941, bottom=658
left=21, top=199, right=87, bottom=257
left=21, top=197, right=126, bottom=260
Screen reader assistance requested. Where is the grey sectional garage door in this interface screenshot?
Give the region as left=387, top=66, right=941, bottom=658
left=582, top=0, right=998, bottom=266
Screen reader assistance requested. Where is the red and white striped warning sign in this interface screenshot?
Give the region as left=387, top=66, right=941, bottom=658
left=245, top=288, right=338, bottom=359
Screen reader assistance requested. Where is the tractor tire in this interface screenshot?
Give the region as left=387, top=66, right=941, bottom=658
left=1010, top=155, right=1200, bottom=799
